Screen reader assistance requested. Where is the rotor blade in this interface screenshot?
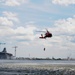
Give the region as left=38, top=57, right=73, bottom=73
left=45, top=28, right=48, bottom=31
left=36, top=31, right=46, bottom=33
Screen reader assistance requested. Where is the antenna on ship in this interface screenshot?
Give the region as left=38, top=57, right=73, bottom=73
left=0, top=42, right=6, bottom=51
left=12, top=46, right=18, bottom=58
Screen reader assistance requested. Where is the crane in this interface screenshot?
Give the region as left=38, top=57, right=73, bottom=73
left=12, top=46, right=18, bottom=57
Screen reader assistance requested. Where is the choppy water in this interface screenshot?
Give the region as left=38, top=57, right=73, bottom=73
left=0, top=60, right=75, bottom=75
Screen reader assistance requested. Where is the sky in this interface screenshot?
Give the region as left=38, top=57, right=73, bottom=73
left=0, top=0, right=75, bottom=58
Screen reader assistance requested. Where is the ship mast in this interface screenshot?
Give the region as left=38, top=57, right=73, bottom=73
left=0, top=43, right=6, bottom=51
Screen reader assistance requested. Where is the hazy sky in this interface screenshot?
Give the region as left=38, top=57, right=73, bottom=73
left=0, top=0, right=75, bottom=58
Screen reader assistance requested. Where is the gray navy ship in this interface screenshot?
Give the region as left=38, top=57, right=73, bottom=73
left=0, top=47, right=13, bottom=59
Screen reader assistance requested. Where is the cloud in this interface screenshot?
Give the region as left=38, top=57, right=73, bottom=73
left=3, top=0, right=29, bottom=6
left=52, top=0, right=75, bottom=6
left=5, top=0, right=20, bottom=6
left=0, top=11, right=37, bottom=43
left=0, top=17, right=13, bottom=27
left=0, top=11, right=18, bottom=38
left=54, top=16, right=75, bottom=35
left=14, top=25, right=37, bottom=41
left=0, top=11, right=19, bottom=28
left=3, top=11, right=19, bottom=22
left=0, top=24, right=37, bottom=42
left=49, top=15, right=75, bottom=49
left=0, top=27, right=15, bottom=37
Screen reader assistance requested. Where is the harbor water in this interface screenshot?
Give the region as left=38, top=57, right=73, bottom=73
left=0, top=59, right=75, bottom=75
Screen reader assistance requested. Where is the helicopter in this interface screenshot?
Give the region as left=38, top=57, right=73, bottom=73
left=39, top=29, right=52, bottom=39
left=36, top=29, right=52, bottom=51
